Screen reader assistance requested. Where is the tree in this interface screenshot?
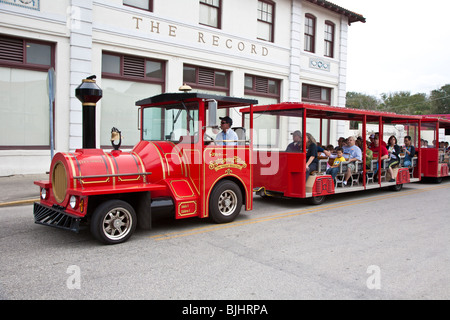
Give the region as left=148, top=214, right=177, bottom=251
left=429, top=84, right=450, bottom=114
left=379, top=91, right=431, bottom=115
left=345, top=92, right=379, bottom=110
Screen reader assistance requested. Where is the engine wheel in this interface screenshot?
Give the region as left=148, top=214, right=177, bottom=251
left=90, top=200, right=137, bottom=245
left=209, top=180, right=243, bottom=223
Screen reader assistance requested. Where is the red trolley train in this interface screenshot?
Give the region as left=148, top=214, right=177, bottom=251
left=33, top=77, right=448, bottom=244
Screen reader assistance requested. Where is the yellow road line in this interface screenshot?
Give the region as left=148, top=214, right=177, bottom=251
left=0, top=198, right=39, bottom=207
left=150, top=184, right=450, bottom=241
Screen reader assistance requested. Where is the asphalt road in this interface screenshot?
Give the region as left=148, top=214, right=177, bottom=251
left=0, top=180, right=449, bottom=301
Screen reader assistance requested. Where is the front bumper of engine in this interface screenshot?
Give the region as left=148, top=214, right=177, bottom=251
left=34, top=202, right=81, bottom=233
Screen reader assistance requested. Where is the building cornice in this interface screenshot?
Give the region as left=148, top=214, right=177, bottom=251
left=304, top=0, right=366, bottom=24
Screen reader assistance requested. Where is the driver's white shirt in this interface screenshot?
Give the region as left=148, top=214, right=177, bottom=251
left=215, top=128, right=238, bottom=146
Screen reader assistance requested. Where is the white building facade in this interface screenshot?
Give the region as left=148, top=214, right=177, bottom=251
left=0, top=0, right=365, bottom=175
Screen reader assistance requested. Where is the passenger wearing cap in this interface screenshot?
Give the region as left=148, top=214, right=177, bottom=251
left=216, top=116, right=238, bottom=146
left=368, top=134, right=375, bottom=149
left=286, top=130, right=302, bottom=152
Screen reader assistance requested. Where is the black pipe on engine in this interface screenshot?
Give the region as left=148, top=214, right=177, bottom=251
left=75, top=75, right=103, bottom=149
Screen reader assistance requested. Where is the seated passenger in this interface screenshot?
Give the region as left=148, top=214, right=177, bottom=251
left=368, top=134, right=376, bottom=149
left=342, top=136, right=362, bottom=186
left=386, top=135, right=400, bottom=182
left=326, top=147, right=345, bottom=183
left=402, top=135, right=416, bottom=167
left=286, top=130, right=302, bottom=152
left=374, top=132, right=387, bottom=147
left=371, top=137, right=389, bottom=181
left=305, top=133, right=318, bottom=182
left=365, top=140, right=373, bottom=169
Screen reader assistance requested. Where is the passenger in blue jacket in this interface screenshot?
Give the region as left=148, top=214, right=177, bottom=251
left=402, top=135, right=415, bottom=167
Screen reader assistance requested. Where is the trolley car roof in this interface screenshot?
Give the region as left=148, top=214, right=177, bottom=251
left=240, top=102, right=423, bottom=123
left=420, top=115, right=450, bottom=129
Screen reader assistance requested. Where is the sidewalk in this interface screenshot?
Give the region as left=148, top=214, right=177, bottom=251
left=0, top=174, right=48, bottom=207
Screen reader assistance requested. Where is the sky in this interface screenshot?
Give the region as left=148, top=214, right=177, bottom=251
left=333, top=0, right=450, bottom=98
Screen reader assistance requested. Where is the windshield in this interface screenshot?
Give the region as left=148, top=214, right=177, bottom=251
left=142, top=101, right=199, bottom=144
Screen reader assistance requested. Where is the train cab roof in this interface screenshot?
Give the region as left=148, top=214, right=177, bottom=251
left=240, top=102, right=423, bottom=123
left=136, top=92, right=258, bottom=109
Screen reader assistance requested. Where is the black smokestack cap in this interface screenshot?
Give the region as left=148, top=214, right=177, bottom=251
left=75, top=75, right=102, bottom=149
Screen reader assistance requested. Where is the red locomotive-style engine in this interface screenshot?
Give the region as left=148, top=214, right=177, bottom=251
left=34, top=76, right=257, bottom=244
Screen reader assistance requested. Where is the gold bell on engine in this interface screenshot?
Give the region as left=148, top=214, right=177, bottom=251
left=179, top=83, right=192, bottom=92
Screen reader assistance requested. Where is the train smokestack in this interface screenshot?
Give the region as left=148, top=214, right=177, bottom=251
left=75, top=75, right=102, bottom=149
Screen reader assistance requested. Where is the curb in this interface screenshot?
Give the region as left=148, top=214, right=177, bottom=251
left=0, top=198, right=39, bottom=207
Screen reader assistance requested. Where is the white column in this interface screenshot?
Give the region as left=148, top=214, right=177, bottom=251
left=288, top=0, right=302, bottom=103
left=69, top=0, right=94, bottom=150
left=336, top=16, right=349, bottom=138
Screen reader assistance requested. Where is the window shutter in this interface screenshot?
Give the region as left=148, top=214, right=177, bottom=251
left=0, top=37, right=24, bottom=63
left=255, top=77, right=269, bottom=93
left=123, top=55, right=145, bottom=78
left=198, top=67, right=215, bottom=86
left=309, top=86, right=322, bottom=101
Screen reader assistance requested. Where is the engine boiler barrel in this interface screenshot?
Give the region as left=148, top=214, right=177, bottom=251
left=49, top=149, right=158, bottom=206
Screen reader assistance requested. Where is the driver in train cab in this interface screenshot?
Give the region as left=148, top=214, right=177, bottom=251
left=286, top=130, right=302, bottom=152
left=216, top=116, right=238, bottom=146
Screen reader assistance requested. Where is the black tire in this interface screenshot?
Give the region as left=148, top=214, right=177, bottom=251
left=209, top=180, right=243, bottom=224
left=389, top=183, right=403, bottom=192
left=309, top=195, right=326, bottom=205
left=434, top=177, right=443, bottom=184
left=90, top=200, right=137, bottom=245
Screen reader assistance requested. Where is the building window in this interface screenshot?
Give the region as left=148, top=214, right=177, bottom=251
left=302, top=84, right=331, bottom=105
left=199, top=0, right=221, bottom=29
left=324, top=21, right=335, bottom=58
left=0, top=35, right=54, bottom=149
left=244, top=75, right=280, bottom=103
left=304, top=14, right=316, bottom=53
left=101, top=52, right=165, bottom=147
left=102, top=52, right=165, bottom=82
left=257, top=0, right=275, bottom=42
left=183, top=65, right=229, bottom=94
left=123, top=0, right=153, bottom=12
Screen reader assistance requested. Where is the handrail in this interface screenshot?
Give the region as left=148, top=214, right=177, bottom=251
left=74, top=172, right=152, bottom=180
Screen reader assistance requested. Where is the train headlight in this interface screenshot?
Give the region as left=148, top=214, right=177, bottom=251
left=69, top=195, right=78, bottom=209
left=41, top=188, right=48, bottom=200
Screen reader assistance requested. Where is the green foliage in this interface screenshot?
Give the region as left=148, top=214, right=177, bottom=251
left=345, top=92, right=379, bottom=110
left=430, top=84, right=450, bottom=114
left=346, top=84, right=450, bottom=116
